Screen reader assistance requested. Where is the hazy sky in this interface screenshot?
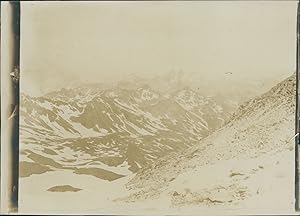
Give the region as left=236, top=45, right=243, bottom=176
left=21, top=1, right=298, bottom=96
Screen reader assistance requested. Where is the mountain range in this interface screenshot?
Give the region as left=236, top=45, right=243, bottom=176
left=20, top=80, right=237, bottom=177
left=19, top=73, right=296, bottom=214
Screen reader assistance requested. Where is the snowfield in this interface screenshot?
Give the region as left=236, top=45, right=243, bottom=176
left=19, top=148, right=295, bottom=215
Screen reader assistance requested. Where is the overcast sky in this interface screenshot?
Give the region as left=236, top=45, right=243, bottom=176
left=21, top=1, right=298, bottom=96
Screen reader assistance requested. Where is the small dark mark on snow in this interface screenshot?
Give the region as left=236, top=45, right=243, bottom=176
left=173, top=191, right=180, bottom=196
left=169, top=177, right=176, bottom=182
left=229, top=172, right=244, bottom=177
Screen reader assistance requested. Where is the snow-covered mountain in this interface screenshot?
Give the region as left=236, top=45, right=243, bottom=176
left=121, top=74, right=296, bottom=213
left=20, top=83, right=237, bottom=178
left=18, top=74, right=296, bottom=214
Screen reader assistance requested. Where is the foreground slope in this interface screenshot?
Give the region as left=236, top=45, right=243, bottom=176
left=122, top=74, right=296, bottom=214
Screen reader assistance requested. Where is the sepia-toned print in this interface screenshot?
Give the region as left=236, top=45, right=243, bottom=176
left=18, top=1, right=297, bottom=214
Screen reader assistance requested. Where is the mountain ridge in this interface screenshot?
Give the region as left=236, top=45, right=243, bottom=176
left=20, top=83, right=237, bottom=177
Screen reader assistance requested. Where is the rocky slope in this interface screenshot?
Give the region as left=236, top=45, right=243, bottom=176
left=121, top=74, right=296, bottom=213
